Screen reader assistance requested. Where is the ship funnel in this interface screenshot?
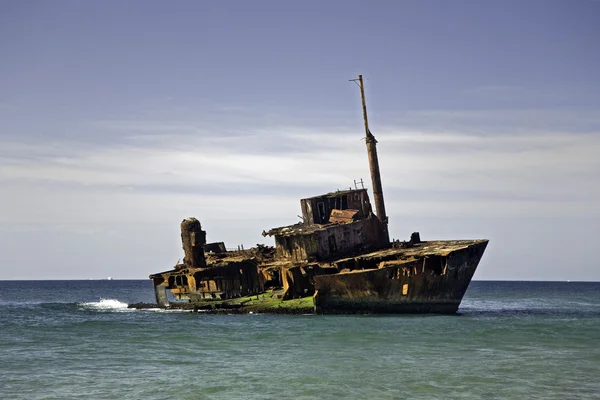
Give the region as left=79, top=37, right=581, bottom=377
left=180, top=217, right=207, bottom=268
left=352, top=75, right=389, bottom=244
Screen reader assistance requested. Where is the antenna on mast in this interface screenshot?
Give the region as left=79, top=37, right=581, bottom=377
left=350, top=75, right=389, bottom=244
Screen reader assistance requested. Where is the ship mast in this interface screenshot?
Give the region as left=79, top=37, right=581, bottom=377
left=352, top=75, right=389, bottom=244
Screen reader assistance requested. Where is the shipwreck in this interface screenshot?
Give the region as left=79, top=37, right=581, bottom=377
left=143, top=76, right=488, bottom=314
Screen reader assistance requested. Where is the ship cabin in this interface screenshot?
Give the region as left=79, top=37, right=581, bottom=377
left=263, top=188, right=388, bottom=263
left=150, top=189, right=389, bottom=306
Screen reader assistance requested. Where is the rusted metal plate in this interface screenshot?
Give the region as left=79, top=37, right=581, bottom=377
left=329, top=209, right=359, bottom=223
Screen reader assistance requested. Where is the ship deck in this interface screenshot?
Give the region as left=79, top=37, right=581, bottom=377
left=332, top=239, right=489, bottom=265
left=152, top=239, right=489, bottom=276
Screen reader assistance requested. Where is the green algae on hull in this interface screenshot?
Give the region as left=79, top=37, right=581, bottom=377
left=189, top=292, right=315, bottom=314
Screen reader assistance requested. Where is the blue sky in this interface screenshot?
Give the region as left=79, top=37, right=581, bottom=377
left=1, top=0, right=599, bottom=280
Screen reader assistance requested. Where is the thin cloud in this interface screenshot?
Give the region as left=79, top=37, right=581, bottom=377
left=1, top=124, right=598, bottom=227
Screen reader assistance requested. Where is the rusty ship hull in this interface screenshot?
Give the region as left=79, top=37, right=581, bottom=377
left=313, top=240, right=488, bottom=314
left=147, top=229, right=488, bottom=315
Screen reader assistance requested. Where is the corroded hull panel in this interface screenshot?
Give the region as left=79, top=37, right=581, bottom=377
left=313, top=241, right=488, bottom=314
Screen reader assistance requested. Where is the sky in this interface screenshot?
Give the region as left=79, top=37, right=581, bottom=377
left=1, top=0, right=599, bottom=280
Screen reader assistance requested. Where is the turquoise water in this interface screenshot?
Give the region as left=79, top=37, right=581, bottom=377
left=1, top=280, right=599, bottom=399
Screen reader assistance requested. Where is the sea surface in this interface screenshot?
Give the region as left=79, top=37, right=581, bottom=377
left=0, top=280, right=599, bottom=399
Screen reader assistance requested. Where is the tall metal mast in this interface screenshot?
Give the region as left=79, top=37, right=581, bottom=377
left=351, top=75, right=389, bottom=243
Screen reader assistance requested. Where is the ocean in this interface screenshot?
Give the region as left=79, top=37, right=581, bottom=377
left=1, top=280, right=599, bottom=399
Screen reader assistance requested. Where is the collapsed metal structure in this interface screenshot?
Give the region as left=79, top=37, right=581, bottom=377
left=147, top=76, right=488, bottom=314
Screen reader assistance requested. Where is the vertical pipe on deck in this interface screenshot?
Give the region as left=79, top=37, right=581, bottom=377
left=357, top=75, right=389, bottom=244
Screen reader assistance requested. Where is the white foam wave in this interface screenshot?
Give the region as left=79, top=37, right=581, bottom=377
left=80, top=299, right=130, bottom=311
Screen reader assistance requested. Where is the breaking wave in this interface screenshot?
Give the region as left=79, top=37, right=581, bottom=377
left=79, top=299, right=130, bottom=311
left=77, top=300, right=192, bottom=313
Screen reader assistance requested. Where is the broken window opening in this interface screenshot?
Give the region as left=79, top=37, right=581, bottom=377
left=423, top=256, right=446, bottom=275
left=317, top=202, right=327, bottom=223
left=333, top=195, right=349, bottom=210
